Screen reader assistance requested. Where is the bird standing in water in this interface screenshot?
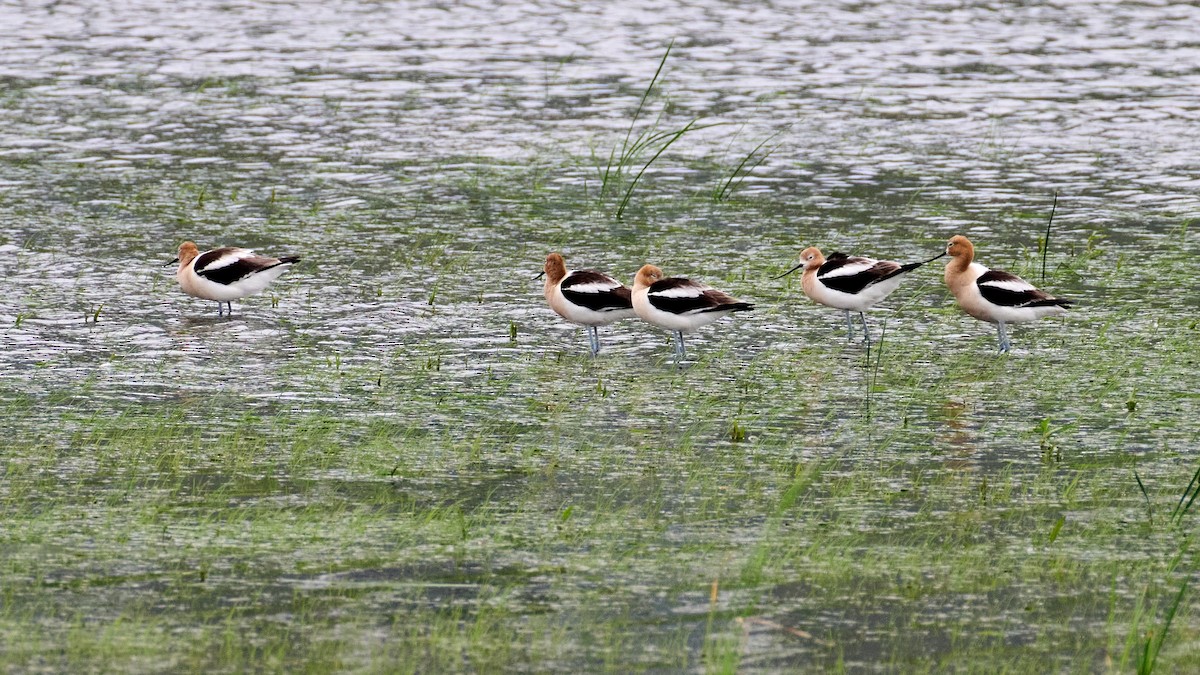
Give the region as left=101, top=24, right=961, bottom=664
left=170, top=241, right=300, bottom=315
left=537, top=252, right=636, bottom=356
left=632, top=264, right=754, bottom=362
left=941, top=235, right=1072, bottom=352
left=776, top=246, right=937, bottom=344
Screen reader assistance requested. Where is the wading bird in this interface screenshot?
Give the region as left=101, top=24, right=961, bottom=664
left=941, top=235, right=1072, bottom=352
left=775, top=246, right=938, bottom=344
left=170, top=241, right=300, bottom=315
left=632, top=264, right=754, bottom=362
left=537, top=252, right=636, bottom=356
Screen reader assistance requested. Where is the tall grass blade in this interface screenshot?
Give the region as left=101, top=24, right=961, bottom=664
left=863, top=320, right=887, bottom=421
left=616, top=119, right=718, bottom=219
left=1170, top=464, right=1200, bottom=524
left=621, top=40, right=673, bottom=160
left=1138, top=578, right=1188, bottom=675
left=1134, top=470, right=1153, bottom=525
left=602, top=40, right=674, bottom=195
left=1041, top=191, right=1057, bottom=282
left=714, top=127, right=788, bottom=202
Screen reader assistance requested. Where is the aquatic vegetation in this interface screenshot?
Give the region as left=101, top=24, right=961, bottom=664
left=3, top=214, right=1198, bottom=669
left=597, top=41, right=724, bottom=220
left=3, top=2, right=1200, bottom=670
left=712, top=126, right=788, bottom=204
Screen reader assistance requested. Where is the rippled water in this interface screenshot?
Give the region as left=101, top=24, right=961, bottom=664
left=2, top=0, right=1199, bottom=670
left=3, top=0, right=1198, bottom=403
left=4, top=1, right=1200, bottom=203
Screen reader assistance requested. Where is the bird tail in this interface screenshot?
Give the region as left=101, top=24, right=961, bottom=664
left=881, top=250, right=949, bottom=282
left=260, top=256, right=301, bottom=272
left=722, top=302, right=755, bottom=313
left=1029, top=297, right=1074, bottom=309
left=876, top=260, right=926, bottom=282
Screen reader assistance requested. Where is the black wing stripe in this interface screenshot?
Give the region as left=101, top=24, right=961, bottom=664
left=875, top=260, right=925, bottom=283
left=977, top=284, right=1043, bottom=308
left=648, top=293, right=715, bottom=315
left=193, top=248, right=241, bottom=272
left=647, top=278, right=753, bottom=314
left=648, top=290, right=754, bottom=315
left=818, top=254, right=856, bottom=275
left=561, top=270, right=619, bottom=290
left=976, top=270, right=1052, bottom=307
left=195, top=258, right=257, bottom=286
left=649, top=278, right=697, bottom=292
left=701, top=300, right=754, bottom=313
left=562, top=286, right=632, bottom=312
left=1028, top=297, right=1074, bottom=308
left=819, top=260, right=900, bottom=295
left=978, top=269, right=1024, bottom=284
left=820, top=273, right=874, bottom=295
left=646, top=278, right=716, bottom=315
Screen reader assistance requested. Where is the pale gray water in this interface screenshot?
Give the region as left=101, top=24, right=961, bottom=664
left=2, top=0, right=1197, bottom=406
left=1, top=1, right=1199, bottom=671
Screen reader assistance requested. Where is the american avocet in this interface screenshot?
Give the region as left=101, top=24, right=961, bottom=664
left=537, top=252, right=636, bottom=356
left=170, top=241, right=300, bottom=315
left=775, top=246, right=940, bottom=344
left=942, top=235, right=1073, bottom=352
left=632, top=264, right=754, bottom=361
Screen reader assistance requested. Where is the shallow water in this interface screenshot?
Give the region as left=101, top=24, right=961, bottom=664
left=2, top=0, right=1199, bottom=671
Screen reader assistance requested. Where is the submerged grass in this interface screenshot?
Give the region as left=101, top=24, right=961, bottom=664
left=3, top=132, right=1200, bottom=670
left=4, top=263, right=1200, bottom=670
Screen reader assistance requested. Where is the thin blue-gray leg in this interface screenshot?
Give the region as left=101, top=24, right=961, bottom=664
left=673, top=331, right=686, bottom=361
left=588, top=325, right=600, bottom=356
left=844, top=310, right=854, bottom=342
left=859, top=312, right=871, bottom=345
left=997, top=322, right=1010, bottom=353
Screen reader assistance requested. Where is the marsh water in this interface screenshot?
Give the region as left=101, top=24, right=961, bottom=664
left=2, top=1, right=1199, bottom=671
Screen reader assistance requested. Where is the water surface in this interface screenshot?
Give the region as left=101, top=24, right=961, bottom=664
left=2, top=1, right=1199, bottom=671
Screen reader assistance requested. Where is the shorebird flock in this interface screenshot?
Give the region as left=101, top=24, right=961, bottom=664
left=534, top=235, right=1072, bottom=358
left=169, top=235, right=1072, bottom=358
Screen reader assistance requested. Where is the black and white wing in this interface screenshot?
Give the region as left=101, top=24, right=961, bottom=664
left=561, top=270, right=633, bottom=312
left=647, top=277, right=754, bottom=315
left=977, top=270, right=1073, bottom=309
left=816, top=253, right=906, bottom=295
left=194, top=247, right=296, bottom=286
